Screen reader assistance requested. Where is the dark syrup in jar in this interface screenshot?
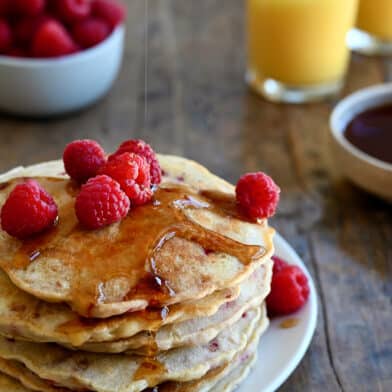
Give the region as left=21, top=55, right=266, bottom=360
left=345, top=104, right=392, bottom=164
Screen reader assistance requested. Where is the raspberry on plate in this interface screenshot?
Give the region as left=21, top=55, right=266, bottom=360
left=13, top=0, right=46, bottom=16
left=109, top=139, right=162, bottom=185
left=272, top=255, right=288, bottom=274
left=56, top=0, right=91, bottom=24
left=63, top=139, right=106, bottom=183
left=1, top=180, right=58, bottom=239
left=235, top=172, right=280, bottom=220
left=92, top=0, right=126, bottom=29
left=0, top=19, right=12, bottom=53
left=75, top=175, right=130, bottom=229
left=72, top=17, right=110, bottom=48
left=99, top=152, right=153, bottom=205
left=32, top=20, right=77, bottom=58
left=266, top=261, right=310, bottom=317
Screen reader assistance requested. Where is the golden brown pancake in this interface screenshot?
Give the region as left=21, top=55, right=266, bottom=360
left=0, top=156, right=274, bottom=318
left=72, top=262, right=271, bottom=355
left=0, top=307, right=265, bottom=392
left=0, top=155, right=275, bottom=392
left=0, top=306, right=263, bottom=392
left=0, top=357, right=70, bottom=392
left=145, top=304, right=267, bottom=392
left=0, top=267, right=240, bottom=347
left=0, top=372, right=35, bottom=392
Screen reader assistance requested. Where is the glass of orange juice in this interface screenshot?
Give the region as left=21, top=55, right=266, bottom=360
left=246, top=0, right=358, bottom=103
left=348, top=0, right=392, bottom=55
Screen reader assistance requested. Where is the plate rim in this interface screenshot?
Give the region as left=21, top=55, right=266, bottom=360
left=240, top=232, right=318, bottom=392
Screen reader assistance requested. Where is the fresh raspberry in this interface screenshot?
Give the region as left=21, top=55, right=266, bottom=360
left=109, top=139, right=161, bottom=185
left=235, top=172, right=280, bottom=220
left=272, top=255, right=288, bottom=274
left=99, top=152, right=153, bottom=205
left=13, top=0, right=46, bottom=16
left=56, top=0, right=91, bottom=23
left=75, top=175, right=130, bottom=229
left=266, top=264, right=310, bottom=317
left=0, top=0, right=10, bottom=15
left=72, top=17, right=110, bottom=48
left=63, top=139, right=106, bottom=183
left=15, top=14, right=53, bottom=46
left=5, top=47, right=26, bottom=57
left=1, top=180, right=58, bottom=239
left=32, top=20, right=77, bottom=58
left=0, top=19, right=12, bottom=53
left=92, top=0, right=126, bottom=29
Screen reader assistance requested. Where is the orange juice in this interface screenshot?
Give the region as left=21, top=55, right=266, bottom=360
left=247, top=0, right=358, bottom=86
left=356, top=0, right=392, bottom=40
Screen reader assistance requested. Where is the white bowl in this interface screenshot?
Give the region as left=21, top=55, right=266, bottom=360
left=0, top=25, right=125, bottom=117
left=330, top=83, right=392, bottom=202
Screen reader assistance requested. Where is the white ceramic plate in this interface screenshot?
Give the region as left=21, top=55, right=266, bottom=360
left=238, top=233, right=318, bottom=392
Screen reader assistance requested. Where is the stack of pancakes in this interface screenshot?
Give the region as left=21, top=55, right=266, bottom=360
left=0, top=155, right=274, bottom=392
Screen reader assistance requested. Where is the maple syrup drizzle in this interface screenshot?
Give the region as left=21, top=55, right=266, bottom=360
left=1, top=178, right=266, bottom=317
left=139, top=330, right=159, bottom=357
left=0, top=181, right=10, bottom=191
left=133, top=357, right=167, bottom=383
left=56, top=305, right=169, bottom=339
left=279, top=318, right=299, bottom=329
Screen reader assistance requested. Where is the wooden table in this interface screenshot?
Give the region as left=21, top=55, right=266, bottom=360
left=0, top=1, right=390, bottom=391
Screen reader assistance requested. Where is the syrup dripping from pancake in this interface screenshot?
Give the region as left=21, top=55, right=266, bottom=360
left=1, top=178, right=266, bottom=318
left=133, top=357, right=167, bottom=384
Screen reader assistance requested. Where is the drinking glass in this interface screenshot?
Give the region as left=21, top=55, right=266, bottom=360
left=246, top=0, right=359, bottom=103
left=348, top=0, right=392, bottom=55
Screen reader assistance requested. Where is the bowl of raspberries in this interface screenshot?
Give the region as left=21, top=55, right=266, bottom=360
left=0, top=0, right=127, bottom=117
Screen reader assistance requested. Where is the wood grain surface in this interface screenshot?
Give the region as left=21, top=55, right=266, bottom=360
left=0, top=1, right=391, bottom=391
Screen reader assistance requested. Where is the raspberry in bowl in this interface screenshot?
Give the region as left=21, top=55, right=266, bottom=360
left=0, top=0, right=126, bottom=117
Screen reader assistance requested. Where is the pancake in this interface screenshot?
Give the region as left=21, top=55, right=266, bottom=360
left=0, top=156, right=274, bottom=318
left=0, top=357, right=70, bottom=392
left=0, top=372, right=34, bottom=392
left=0, top=355, right=258, bottom=392
left=157, top=353, right=257, bottom=392
left=150, top=303, right=267, bottom=392
left=0, top=353, right=258, bottom=392
left=0, top=303, right=267, bottom=392
left=0, top=306, right=261, bottom=392
left=0, top=268, right=240, bottom=347
left=77, top=261, right=272, bottom=354
left=0, top=305, right=268, bottom=392
left=212, top=353, right=257, bottom=392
